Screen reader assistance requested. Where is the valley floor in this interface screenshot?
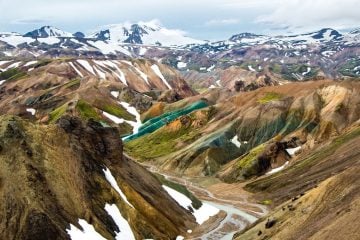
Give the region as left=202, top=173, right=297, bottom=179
left=140, top=163, right=268, bottom=240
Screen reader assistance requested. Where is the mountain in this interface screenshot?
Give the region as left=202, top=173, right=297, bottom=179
left=23, top=26, right=73, bottom=38
left=1, top=25, right=360, bottom=82
left=0, top=115, right=199, bottom=239
left=1, top=22, right=360, bottom=238
left=0, top=58, right=195, bottom=137
left=89, top=20, right=204, bottom=46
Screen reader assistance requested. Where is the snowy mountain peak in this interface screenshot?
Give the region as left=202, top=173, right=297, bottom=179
left=89, top=20, right=204, bottom=46
left=23, top=26, right=73, bottom=38
left=349, top=28, right=360, bottom=35
left=229, top=33, right=265, bottom=42
left=310, top=28, right=342, bottom=40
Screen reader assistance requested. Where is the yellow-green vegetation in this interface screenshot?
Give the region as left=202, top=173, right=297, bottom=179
left=0, top=68, right=27, bottom=81
left=33, top=59, right=52, bottom=68
left=63, top=79, right=81, bottom=90
left=258, top=92, right=284, bottom=104
left=102, top=103, right=135, bottom=121
left=259, top=199, right=273, bottom=205
left=125, top=126, right=192, bottom=161
left=49, top=103, right=69, bottom=123
left=155, top=173, right=202, bottom=209
left=269, top=63, right=282, bottom=74
left=237, top=144, right=266, bottom=169
left=118, top=122, right=134, bottom=136
left=76, top=100, right=101, bottom=121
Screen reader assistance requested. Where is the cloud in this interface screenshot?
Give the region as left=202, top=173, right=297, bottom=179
left=221, top=0, right=281, bottom=9
left=205, top=18, right=239, bottom=26
left=257, top=0, right=360, bottom=32
left=11, top=18, right=49, bottom=25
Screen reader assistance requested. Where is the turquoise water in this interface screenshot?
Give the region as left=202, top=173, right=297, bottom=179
left=123, top=100, right=209, bottom=142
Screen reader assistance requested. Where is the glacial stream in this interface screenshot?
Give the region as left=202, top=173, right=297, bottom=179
left=146, top=165, right=267, bottom=240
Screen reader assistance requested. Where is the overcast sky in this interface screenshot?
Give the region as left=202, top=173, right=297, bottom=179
left=0, top=0, right=359, bottom=40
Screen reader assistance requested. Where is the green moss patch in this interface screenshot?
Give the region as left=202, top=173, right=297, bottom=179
left=0, top=68, right=27, bottom=81
left=236, top=144, right=266, bottom=169
left=101, top=103, right=135, bottom=122
left=125, top=125, right=191, bottom=161
left=76, top=100, right=101, bottom=121
left=49, top=103, right=69, bottom=123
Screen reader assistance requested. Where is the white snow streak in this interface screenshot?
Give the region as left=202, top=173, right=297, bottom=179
left=151, top=64, right=172, bottom=89
left=119, top=101, right=142, bottom=134
left=104, top=204, right=135, bottom=240
left=68, top=62, right=84, bottom=77
left=77, top=60, right=95, bottom=75
left=266, top=161, right=289, bottom=175
left=286, top=146, right=301, bottom=156
left=24, top=61, right=38, bottom=67
left=103, top=168, right=134, bottom=208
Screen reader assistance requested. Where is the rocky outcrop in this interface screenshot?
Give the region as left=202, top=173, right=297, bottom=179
left=0, top=115, right=196, bottom=240
left=218, top=138, right=301, bottom=182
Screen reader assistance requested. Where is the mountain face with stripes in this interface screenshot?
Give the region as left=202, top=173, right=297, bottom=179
left=1, top=24, right=360, bottom=80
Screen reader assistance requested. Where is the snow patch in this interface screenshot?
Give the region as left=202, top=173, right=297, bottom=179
left=139, top=47, right=147, bottom=55
left=177, top=61, right=187, bottom=69
left=266, top=161, right=289, bottom=175
left=286, top=146, right=301, bottom=156
left=119, top=102, right=142, bottom=134
left=111, top=91, right=119, bottom=98
left=103, top=111, right=125, bottom=124
left=162, top=185, right=219, bottom=224
left=26, top=108, right=36, bottom=116
left=68, top=62, right=84, bottom=77
left=133, top=66, right=150, bottom=85
left=231, top=135, right=241, bottom=148
left=207, top=65, right=215, bottom=72
left=67, top=219, right=106, bottom=240
left=77, top=60, right=95, bottom=75
left=24, top=61, right=37, bottom=67
left=103, top=60, right=128, bottom=85
left=6, top=61, right=22, bottom=70
left=151, top=64, right=172, bottom=89
left=94, top=66, right=106, bottom=79
left=89, top=41, right=131, bottom=56
left=248, top=65, right=256, bottom=72
left=302, top=67, right=311, bottom=76
left=104, top=204, right=135, bottom=240
left=103, top=168, right=134, bottom=208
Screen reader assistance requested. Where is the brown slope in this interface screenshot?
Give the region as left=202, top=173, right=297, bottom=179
left=0, top=115, right=196, bottom=240
left=234, top=154, right=360, bottom=240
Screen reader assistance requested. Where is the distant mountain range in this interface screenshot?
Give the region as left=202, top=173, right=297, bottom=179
left=1, top=22, right=360, bottom=80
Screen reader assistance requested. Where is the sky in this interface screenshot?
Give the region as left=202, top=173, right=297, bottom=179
left=0, top=0, right=359, bottom=40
